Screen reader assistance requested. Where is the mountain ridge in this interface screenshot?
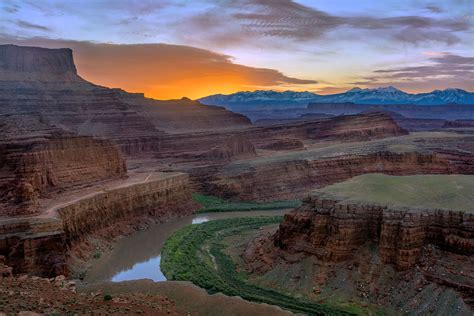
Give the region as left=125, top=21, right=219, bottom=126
left=199, top=86, right=474, bottom=107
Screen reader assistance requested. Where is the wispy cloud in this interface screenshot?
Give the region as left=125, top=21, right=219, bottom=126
left=16, top=20, right=50, bottom=32
left=350, top=53, right=474, bottom=92
left=182, top=0, right=470, bottom=46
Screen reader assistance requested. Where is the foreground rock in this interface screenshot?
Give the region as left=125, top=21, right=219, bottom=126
left=0, top=273, right=186, bottom=315
left=81, top=280, right=292, bottom=316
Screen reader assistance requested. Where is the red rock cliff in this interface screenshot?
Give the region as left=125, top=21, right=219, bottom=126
left=275, top=194, right=474, bottom=270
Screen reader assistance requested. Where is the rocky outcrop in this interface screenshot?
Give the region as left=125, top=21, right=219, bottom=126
left=0, top=217, right=66, bottom=276
left=274, top=193, right=474, bottom=271
left=211, top=150, right=473, bottom=201
left=259, top=138, right=305, bottom=151
left=208, top=131, right=474, bottom=201
left=0, top=172, right=198, bottom=276
left=201, top=135, right=257, bottom=160
left=0, top=44, right=252, bottom=159
left=57, top=173, right=196, bottom=240
left=153, top=111, right=406, bottom=158
left=443, top=120, right=474, bottom=128
left=0, top=114, right=127, bottom=215
left=0, top=44, right=83, bottom=83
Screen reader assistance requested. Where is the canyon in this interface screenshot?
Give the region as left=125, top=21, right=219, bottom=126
left=1, top=44, right=473, bottom=315
left=243, top=174, right=473, bottom=314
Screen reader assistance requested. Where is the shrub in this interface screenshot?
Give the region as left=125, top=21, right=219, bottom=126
left=103, top=294, right=113, bottom=301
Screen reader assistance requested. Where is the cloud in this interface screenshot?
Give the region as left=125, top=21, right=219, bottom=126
left=3, top=4, right=19, bottom=13
left=16, top=20, right=51, bottom=32
left=184, top=0, right=470, bottom=46
left=425, top=5, right=443, bottom=13
left=350, top=53, right=474, bottom=92
left=0, top=36, right=317, bottom=99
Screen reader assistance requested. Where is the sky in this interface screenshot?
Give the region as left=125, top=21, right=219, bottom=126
left=0, top=0, right=473, bottom=99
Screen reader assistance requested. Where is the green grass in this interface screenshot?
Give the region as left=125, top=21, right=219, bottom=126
left=317, top=174, right=474, bottom=213
left=193, top=193, right=300, bottom=213
left=161, top=217, right=360, bottom=315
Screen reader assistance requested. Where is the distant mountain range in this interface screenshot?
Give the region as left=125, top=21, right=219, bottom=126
left=199, top=87, right=474, bottom=108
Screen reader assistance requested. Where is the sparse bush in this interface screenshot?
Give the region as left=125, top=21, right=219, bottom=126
left=93, top=250, right=102, bottom=259
left=103, top=294, right=112, bottom=301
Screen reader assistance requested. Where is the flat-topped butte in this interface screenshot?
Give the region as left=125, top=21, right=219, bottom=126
left=313, top=173, right=474, bottom=213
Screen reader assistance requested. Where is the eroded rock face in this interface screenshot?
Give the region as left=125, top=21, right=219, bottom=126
left=57, top=173, right=196, bottom=240
left=0, top=218, right=67, bottom=276
left=0, top=44, right=252, bottom=158
left=258, top=138, right=305, bottom=151
left=211, top=151, right=472, bottom=201
left=0, top=44, right=81, bottom=83
left=0, top=172, right=198, bottom=276
left=274, top=195, right=474, bottom=270
left=201, top=135, right=257, bottom=160
left=0, top=114, right=127, bottom=215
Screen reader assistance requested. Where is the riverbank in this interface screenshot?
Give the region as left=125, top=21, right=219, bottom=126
left=160, top=216, right=354, bottom=315
left=83, top=210, right=290, bottom=284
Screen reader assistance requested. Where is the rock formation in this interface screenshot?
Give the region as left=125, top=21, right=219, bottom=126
left=208, top=132, right=474, bottom=201
left=0, top=114, right=127, bottom=215
left=259, top=138, right=305, bottom=151
left=0, top=44, right=252, bottom=158
left=243, top=174, right=473, bottom=313
left=201, top=135, right=257, bottom=160
left=0, top=172, right=197, bottom=276
left=274, top=193, right=473, bottom=270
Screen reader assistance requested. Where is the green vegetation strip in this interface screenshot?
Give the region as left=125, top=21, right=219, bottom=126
left=161, top=216, right=353, bottom=315
left=193, top=194, right=300, bottom=213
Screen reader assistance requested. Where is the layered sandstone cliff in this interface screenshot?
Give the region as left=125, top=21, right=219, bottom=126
left=0, top=172, right=197, bottom=276
left=274, top=175, right=474, bottom=270
left=57, top=173, right=196, bottom=240
left=201, top=135, right=257, bottom=160
left=0, top=114, right=126, bottom=215
left=149, top=111, right=405, bottom=158
left=276, top=196, right=474, bottom=270
left=0, top=44, right=252, bottom=158
left=239, top=175, right=474, bottom=313
left=258, top=138, right=305, bottom=151
left=208, top=133, right=474, bottom=201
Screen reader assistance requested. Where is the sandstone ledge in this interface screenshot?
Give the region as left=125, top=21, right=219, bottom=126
left=0, top=172, right=197, bottom=276
left=275, top=175, right=474, bottom=271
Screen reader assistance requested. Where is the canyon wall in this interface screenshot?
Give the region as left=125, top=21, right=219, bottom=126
left=0, top=217, right=66, bottom=276
left=57, top=173, right=196, bottom=240
left=274, top=194, right=474, bottom=270
left=0, top=114, right=127, bottom=215
left=0, top=44, right=252, bottom=156
left=201, top=135, right=257, bottom=161
left=150, top=111, right=406, bottom=158
left=0, top=172, right=197, bottom=276
left=209, top=150, right=474, bottom=201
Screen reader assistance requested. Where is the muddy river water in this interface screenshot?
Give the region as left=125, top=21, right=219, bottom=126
left=84, top=210, right=289, bottom=283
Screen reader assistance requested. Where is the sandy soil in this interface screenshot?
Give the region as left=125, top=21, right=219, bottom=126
left=80, top=280, right=292, bottom=316
left=0, top=275, right=185, bottom=315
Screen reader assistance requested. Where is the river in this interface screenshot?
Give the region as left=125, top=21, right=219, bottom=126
left=84, top=210, right=289, bottom=283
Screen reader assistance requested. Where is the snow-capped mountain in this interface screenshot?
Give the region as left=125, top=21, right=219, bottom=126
left=199, top=87, right=474, bottom=108
left=199, top=90, right=317, bottom=106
